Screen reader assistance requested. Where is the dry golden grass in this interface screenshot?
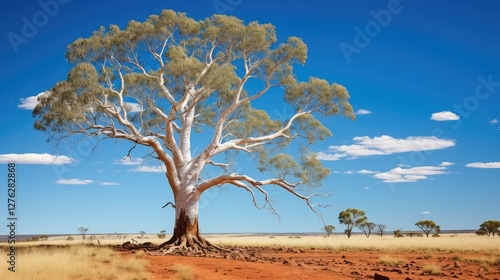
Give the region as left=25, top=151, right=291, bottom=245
left=206, top=233, right=500, bottom=253
left=0, top=245, right=150, bottom=280
left=379, top=255, right=406, bottom=266
left=170, top=264, right=194, bottom=280
left=422, top=264, right=442, bottom=275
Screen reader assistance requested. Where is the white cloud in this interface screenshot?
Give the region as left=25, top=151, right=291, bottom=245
left=100, top=182, right=120, bottom=186
left=355, top=109, right=372, bottom=115
left=114, top=157, right=144, bottom=166
left=357, top=169, right=377, bottom=174
left=316, top=152, right=345, bottom=161
left=319, top=135, right=455, bottom=160
left=374, top=163, right=450, bottom=183
left=430, top=111, right=460, bottom=121
left=489, top=119, right=499, bottom=125
left=421, top=211, right=431, bottom=215
left=18, top=92, right=50, bottom=110
left=55, top=179, right=93, bottom=185
left=439, top=161, right=455, bottom=167
left=345, top=171, right=354, bottom=174
left=465, top=162, right=500, bottom=169
left=132, top=165, right=165, bottom=173
left=0, top=153, right=74, bottom=165
left=363, top=186, right=370, bottom=190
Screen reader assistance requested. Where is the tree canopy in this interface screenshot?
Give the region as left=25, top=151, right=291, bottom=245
left=32, top=10, right=354, bottom=253
left=415, top=220, right=440, bottom=237
left=338, top=208, right=367, bottom=238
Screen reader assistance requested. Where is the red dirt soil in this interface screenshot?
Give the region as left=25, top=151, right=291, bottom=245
left=129, top=248, right=500, bottom=280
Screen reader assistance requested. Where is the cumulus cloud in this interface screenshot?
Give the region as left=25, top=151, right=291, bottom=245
left=439, top=162, right=455, bottom=167
left=316, top=152, right=344, bottom=161
left=430, top=111, right=460, bottom=121
left=318, top=135, right=455, bottom=160
left=421, top=211, right=431, bottom=215
left=489, top=119, right=499, bottom=125
left=0, top=153, right=74, bottom=165
left=357, top=169, right=377, bottom=174
left=465, top=162, right=500, bottom=169
left=18, top=92, right=49, bottom=110
left=355, top=109, right=372, bottom=115
left=374, top=163, right=450, bottom=183
left=55, top=179, right=93, bottom=185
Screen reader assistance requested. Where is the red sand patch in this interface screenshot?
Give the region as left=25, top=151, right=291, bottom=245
left=133, top=248, right=500, bottom=279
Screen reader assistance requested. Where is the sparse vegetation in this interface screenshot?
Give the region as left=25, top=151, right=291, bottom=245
left=393, top=229, right=404, bottom=238
left=415, top=220, right=440, bottom=237
left=339, top=208, right=367, bottom=238
left=477, top=220, right=500, bottom=237
left=323, top=225, right=335, bottom=237
left=379, top=255, right=405, bottom=266
left=422, top=264, right=442, bottom=275
left=0, top=245, right=150, bottom=280
left=170, top=264, right=194, bottom=280
left=77, top=227, right=89, bottom=240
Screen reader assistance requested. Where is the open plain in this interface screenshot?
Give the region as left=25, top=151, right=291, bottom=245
left=2, top=233, right=500, bottom=279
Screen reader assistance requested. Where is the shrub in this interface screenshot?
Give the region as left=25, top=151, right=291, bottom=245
left=422, top=264, right=442, bottom=275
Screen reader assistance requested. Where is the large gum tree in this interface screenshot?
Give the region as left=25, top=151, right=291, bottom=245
left=33, top=10, right=354, bottom=254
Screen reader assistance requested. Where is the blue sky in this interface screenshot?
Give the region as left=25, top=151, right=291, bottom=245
left=1, top=0, right=499, bottom=236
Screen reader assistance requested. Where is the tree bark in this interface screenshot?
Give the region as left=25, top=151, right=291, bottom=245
left=155, top=185, right=225, bottom=255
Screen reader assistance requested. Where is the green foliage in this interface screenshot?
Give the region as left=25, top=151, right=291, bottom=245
left=478, top=220, right=500, bottom=237
left=323, top=225, right=335, bottom=237
left=32, top=9, right=355, bottom=221
left=393, top=229, right=404, bottom=238
left=415, top=220, right=440, bottom=237
left=338, top=208, right=367, bottom=238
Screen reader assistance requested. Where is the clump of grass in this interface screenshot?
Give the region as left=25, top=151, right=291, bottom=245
left=379, top=255, right=405, bottom=266
left=170, top=264, right=193, bottom=280
left=134, top=250, right=146, bottom=259
left=422, top=264, right=442, bottom=275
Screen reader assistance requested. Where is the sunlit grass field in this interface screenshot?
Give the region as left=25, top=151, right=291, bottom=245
left=0, top=244, right=150, bottom=280
left=1, top=233, right=499, bottom=279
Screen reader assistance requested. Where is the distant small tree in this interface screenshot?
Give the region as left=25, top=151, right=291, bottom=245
left=415, top=220, right=440, bottom=237
left=478, top=220, right=500, bottom=237
left=77, top=227, right=89, bottom=240
left=393, top=229, right=404, bottom=238
left=158, top=230, right=167, bottom=239
left=139, top=231, right=146, bottom=239
left=358, top=221, right=376, bottom=238
left=338, top=208, right=367, bottom=238
left=323, top=225, right=335, bottom=237
left=40, top=235, right=48, bottom=241
left=376, top=224, right=387, bottom=237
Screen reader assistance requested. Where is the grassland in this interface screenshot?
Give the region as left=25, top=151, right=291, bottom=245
left=1, top=233, right=499, bottom=279
left=0, top=244, right=150, bottom=280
